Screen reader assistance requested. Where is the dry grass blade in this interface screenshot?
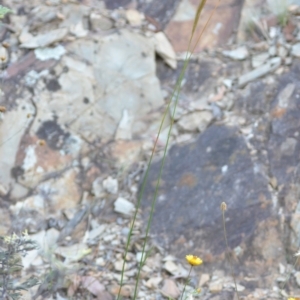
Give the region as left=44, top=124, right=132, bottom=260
left=192, top=0, right=207, bottom=37
left=191, top=0, right=221, bottom=54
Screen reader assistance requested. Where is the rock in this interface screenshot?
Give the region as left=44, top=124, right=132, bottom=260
left=87, top=224, right=106, bottom=242
left=145, top=277, right=162, bottom=289
left=114, top=197, right=135, bottom=216
left=238, top=57, right=281, bottom=87
left=55, top=243, right=91, bottom=264
left=34, top=45, right=66, bottom=61
left=89, top=12, right=114, bottom=31
left=209, top=280, right=223, bottom=293
left=20, top=28, right=68, bottom=48
left=64, top=29, right=164, bottom=141
left=160, top=279, right=180, bottom=299
left=0, top=45, right=8, bottom=65
left=291, top=43, right=300, bottom=57
left=153, top=31, right=177, bottom=69
left=163, top=260, right=178, bottom=275
left=277, top=45, right=288, bottom=58
left=110, top=285, right=132, bottom=298
left=115, top=109, right=133, bottom=140
left=222, top=46, right=249, bottom=60
left=93, top=177, right=104, bottom=198
left=285, top=56, right=293, bottom=65
left=103, top=176, right=118, bottom=194
left=125, top=9, right=143, bottom=26
left=268, top=64, right=300, bottom=188
left=58, top=205, right=88, bottom=243
left=142, top=125, right=272, bottom=257
left=177, top=110, right=213, bottom=132
left=277, top=83, right=295, bottom=108
left=223, top=79, right=233, bottom=89
left=70, top=21, right=88, bottom=38
left=224, top=282, right=245, bottom=292
left=114, top=260, right=128, bottom=271
left=0, top=97, right=34, bottom=198
left=235, top=81, right=271, bottom=115
left=294, top=272, right=300, bottom=286
left=251, top=52, right=269, bottom=68
left=199, top=274, right=210, bottom=287
left=108, top=140, right=142, bottom=170
left=269, top=45, right=277, bottom=56
left=269, top=27, right=277, bottom=39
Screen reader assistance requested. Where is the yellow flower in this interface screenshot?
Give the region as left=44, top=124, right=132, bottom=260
left=3, top=233, right=18, bottom=244
left=288, top=298, right=300, bottom=300
left=186, top=254, right=203, bottom=266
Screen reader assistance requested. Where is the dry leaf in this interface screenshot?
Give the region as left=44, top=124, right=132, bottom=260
left=81, top=276, right=105, bottom=296
left=67, top=274, right=81, bottom=297
left=160, top=279, right=180, bottom=299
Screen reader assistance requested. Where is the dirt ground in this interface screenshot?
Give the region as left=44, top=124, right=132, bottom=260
left=0, top=0, right=300, bottom=299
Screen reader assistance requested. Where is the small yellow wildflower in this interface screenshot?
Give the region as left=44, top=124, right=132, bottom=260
left=185, top=254, right=203, bottom=266
left=3, top=233, right=18, bottom=244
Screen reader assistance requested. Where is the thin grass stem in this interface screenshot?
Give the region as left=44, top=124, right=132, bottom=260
left=180, top=266, right=193, bottom=300
left=221, top=207, right=241, bottom=300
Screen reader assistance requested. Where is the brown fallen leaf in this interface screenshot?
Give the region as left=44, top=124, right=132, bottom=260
left=67, top=274, right=81, bottom=297
left=160, top=279, right=180, bottom=299
left=209, top=85, right=226, bottom=102
left=81, top=276, right=105, bottom=296
left=110, top=284, right=133, bottom=297
left=97, top=290, right=113, bottom=300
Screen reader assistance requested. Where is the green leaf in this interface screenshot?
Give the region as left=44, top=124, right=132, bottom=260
left=0, top=6, right=11, bottom=19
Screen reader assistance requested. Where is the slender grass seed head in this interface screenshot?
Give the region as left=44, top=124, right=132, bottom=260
left=38, top=139, right=46, bottom=146
left=220, top=201, right=227, bottom=211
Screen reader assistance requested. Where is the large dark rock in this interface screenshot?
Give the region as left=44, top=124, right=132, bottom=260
left=268, top=63, right=300, bottom=186
left=142, top=124, right=272, bottom=257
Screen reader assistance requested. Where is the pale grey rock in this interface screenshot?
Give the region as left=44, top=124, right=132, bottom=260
left=269, top=45, right=277, bottom=56
left=87, top=224, right=106, bottom=241
left=285, top=56, right=293, bottom=65
left=114, top=197, right=135, bottom=216
left=269, top=26, right=277, bottom=39
left=51, top=29, right=164, bottom=142
left=177, top=110, right=213, bottom=132
left=115, top=109, right=133, bottom=140
left=0, top=96, right=35, bottom=198
left=20, top=28, right=68, bottom=48
left=92, top=177, right=104, bottom=198
left=238, top=57, right=281, bottom=87
left=223, top=79, right=233, bottom=89
left=291, top=42, right=300, bottom=57
left=34, top=45, right=66, bottom=61
left=277, top=45, right=288, bottom=58
left=222, top=46, right=249, bottom=60
left=277, top=83, right=295, bottom=108
left=125, top=9, right=144, bottom=26
left=251, top=52, right=269, bottom=68
left=90, top=12, right=114, bottom=31
left=153, top=31, right=177, bottom=69
left=103, top=176, right=118, bottom=194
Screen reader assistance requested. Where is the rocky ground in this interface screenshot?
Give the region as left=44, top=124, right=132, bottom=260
left=1, top=0, right=300, bottom=299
